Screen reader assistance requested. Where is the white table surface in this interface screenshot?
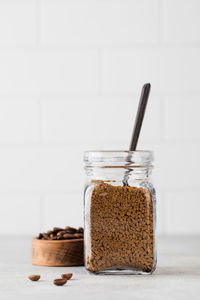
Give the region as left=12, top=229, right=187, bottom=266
left=0, top=236, right=200, bottom=300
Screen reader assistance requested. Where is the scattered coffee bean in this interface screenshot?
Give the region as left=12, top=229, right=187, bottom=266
left=28, top=275, right=40, bottom=281
left=61, top=273, right=73, bottom=280
left=53, top=278, right=67, bottom=286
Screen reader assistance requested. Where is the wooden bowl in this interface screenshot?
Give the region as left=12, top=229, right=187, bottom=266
left=32, top=238, right=84, bottom=267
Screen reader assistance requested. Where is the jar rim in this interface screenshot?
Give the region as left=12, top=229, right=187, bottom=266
left=84, top=150, right=153, bottom=167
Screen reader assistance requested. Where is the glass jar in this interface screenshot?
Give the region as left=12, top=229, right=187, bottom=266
left=83, top=150, right=157, bottom=275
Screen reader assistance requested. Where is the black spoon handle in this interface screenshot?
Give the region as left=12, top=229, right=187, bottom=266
left=129, top=83, right=151, bottom=151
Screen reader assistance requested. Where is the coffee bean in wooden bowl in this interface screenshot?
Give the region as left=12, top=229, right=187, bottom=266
left=32, top=226, right=84, bottom=267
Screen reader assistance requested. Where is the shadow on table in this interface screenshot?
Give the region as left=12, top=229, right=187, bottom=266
left=155, top=266, right=200, bottom=276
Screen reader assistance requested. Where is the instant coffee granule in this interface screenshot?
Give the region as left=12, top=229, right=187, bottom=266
left=86, top=182, right=155, bottom=273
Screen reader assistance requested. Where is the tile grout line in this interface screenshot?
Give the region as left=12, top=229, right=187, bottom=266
left=37, top=97, right=43, bottom=144
left=1, top=139, right=200, bottom=147
left=1, top=187, right=200, bottom=195
left=1, top=91, right=200, bottom=98
left=1, top=42, right=200, bottom=50
left=35, top=0, right=41, bottom=47
left=97, top=48, right=103, bottom=96
left=157, top=0, right=164, bottom=45
left=159, top=96, right=166, bottom=143
left=39, top=192, right=45, bottom=231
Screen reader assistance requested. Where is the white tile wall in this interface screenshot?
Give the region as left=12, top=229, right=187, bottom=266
left=102, top=47, right=200, bottom=94
left=164, top=96, right=200, bottom=141
left=40, top=0, right=159, bottom=45
left=0, top=194, right=41, bottom=235
left=152, top=142, right=200, bottom=190
left=0, top=97, right=39, bottom=143
left=0, top=0, right=36, bottom=46
left=0, top=0, right=199, bottom=235
left=0, top=49, right=99, bottom=94
left=164, top=0, right=200, bottom=43
left=165, top=191, right=200, bottom=234
left=43, top=192, right=83, bottom=231
left=42, top=96, right=161, bottom=146
left=0, top=146, right=84, bottom=192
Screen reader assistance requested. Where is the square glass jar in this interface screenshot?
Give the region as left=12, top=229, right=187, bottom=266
left=84, top=151, right=157, bottom=275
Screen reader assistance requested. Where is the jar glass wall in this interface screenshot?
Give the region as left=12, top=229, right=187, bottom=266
left=84, top=151, right=157, bottom=275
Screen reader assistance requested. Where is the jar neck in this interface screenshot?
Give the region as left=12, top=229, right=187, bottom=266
left=84, top=150, right=153, bottom=183
left=85, top=165, right=153, bottom=183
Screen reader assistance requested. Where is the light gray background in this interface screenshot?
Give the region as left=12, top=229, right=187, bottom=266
left=0, top=0, right=199, bottom=235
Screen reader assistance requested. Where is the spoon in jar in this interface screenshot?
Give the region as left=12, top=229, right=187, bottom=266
left=123, top=83, right=151, bottom=186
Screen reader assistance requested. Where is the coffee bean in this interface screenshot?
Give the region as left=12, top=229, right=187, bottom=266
left=64, top=226, right=77, bottom=234
left=42, top=233, right=49, bottom=240
left=53, top=227, right=63, bottom=233
left=53, top=278, right=67, bottom=286
left=74, top=233, right=83, bottom=239
left=38, top=233, right=43, bottom=239
left=36, top=226, right=84, bottom=241
left=63, top=233, right=75, bottom=239
left=57, top=230, right=65, bottom=237
left=77, top=227, right=84, bottom=233
left=61, top=273, right=73, bottom=280
left=28, top=275, right=40, bottom=281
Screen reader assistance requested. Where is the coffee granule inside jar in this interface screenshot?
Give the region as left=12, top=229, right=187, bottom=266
left=86, top=182, right=155, bottom=273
